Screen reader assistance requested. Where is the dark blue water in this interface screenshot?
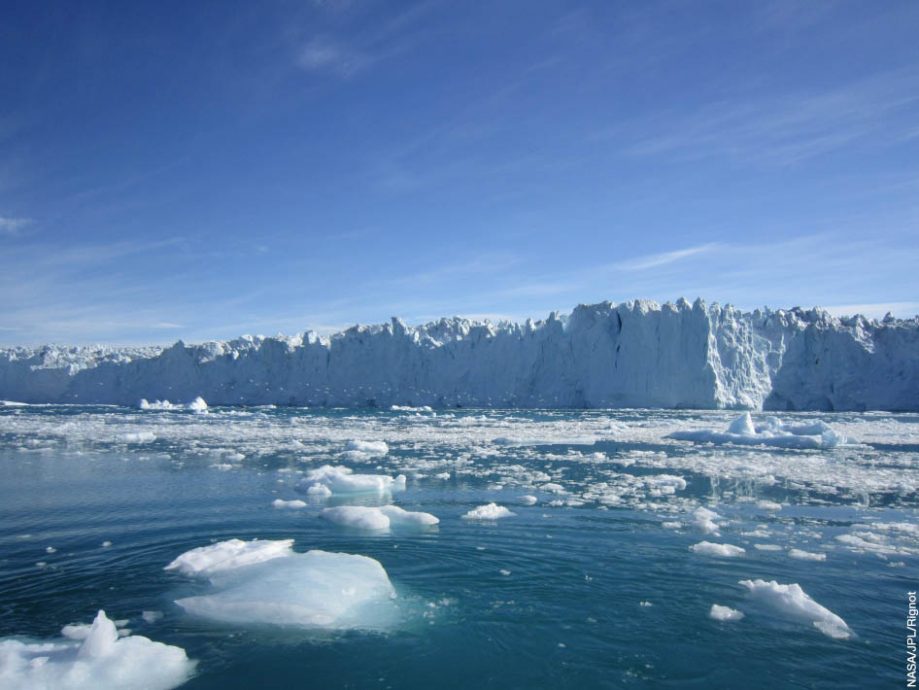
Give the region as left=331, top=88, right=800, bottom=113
left=0, top=405, right=916, bottom=688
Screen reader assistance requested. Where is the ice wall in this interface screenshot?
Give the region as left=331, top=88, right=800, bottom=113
left=1, top=299, right=917, bottom=411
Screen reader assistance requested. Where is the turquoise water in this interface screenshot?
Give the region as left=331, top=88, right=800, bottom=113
left=1, top=405, right=917, bottom=688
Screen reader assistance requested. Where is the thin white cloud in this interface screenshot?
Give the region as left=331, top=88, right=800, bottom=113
left=0, top=216, right=32, bottom=236
left=297, top=38, right=368, bottom=77
left=611, top=243, right=721, bottom=271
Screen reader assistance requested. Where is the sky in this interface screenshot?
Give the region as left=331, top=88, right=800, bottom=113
left=1, top=0, right=918, bottom=345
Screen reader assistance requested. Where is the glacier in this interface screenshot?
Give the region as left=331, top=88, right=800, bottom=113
left=1, top=299, right=917, bottom=411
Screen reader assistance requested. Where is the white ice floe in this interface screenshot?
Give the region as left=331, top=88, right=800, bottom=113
left=669, top=413, right=846, bottom=450
left=788, top=548, right=826, bottom=561
left=169, top=540, right=397, bottom=630
left=835, top=522, right=919, bottom=556
left=756, top=500, right=782, bottom=512
left=303, top=465, right=406, bottom=496
left=0, top=610, right=194, bottom=690
left=690, top=541, right=745, bottom=558
left=165, top=538, right=294, bottom=577
left=739, top=579, right=852, bottom=639
left=693, top=506, right=722, bottom=535
left=462, top=503, right=516, bottom=520
left=519, top=495, right=538, bottom=506
left=138, top=397, right=208, bottom=413
left=341, top=439, right=389, bottom=461
left=120, top=431, right=156, bottom=443
left=320, top=505, right=439, bottom=532
left=709, top=604, right=744, bottom=621
left=272, top=499, right=307, bottom=509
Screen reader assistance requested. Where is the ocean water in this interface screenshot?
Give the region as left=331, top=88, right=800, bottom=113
left=0, top=405, right=917, bottom=689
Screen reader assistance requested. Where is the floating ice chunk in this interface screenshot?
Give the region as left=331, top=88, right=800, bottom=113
left=165, top=538, right=294, bottom=577
left=138, top=397, right=208, bottom=413
left=693, top=507, right=722, bottom=535
left=669, top=414, right=846, bottom=449
left=306, top=483, right=333, bottom=498
left=739, top=579, right=852, bottom=639
left=788, top=548, right=826, bottom=561
left=120, top=431, right=156, bottom=443
left=462, top=503, right=516, bottom=520
left=519, top=495, right=538, bottom=506
left=320, top=505, right=439, bottom=532
left=728, top=412, right=756, bottom=435
left=710, top=604, right=744, bottom=621
left=341, top=440, right=389, bottom=461
left=173, top=547, right=397, bottom=630
left=186, top=397, right=208, bottom=413
left=690, top=541, right=745, bottom=558
left=141, top=610, right=163, bottom=624
left=0, top=610, right=194, bottom=690
left=272, top=499, right=307, bottom=509
left=304, top=465, right=405, bottom=495
left=754, top=544, right=782, bottom=551
left=756, top=500, right=782, bottom=512
left=661, top=521, right=682, bottom=529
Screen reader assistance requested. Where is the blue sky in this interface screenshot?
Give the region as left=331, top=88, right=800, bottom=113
left=1, top=0, right=918, bottom=345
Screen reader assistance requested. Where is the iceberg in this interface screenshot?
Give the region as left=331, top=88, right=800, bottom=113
left=462, top=503, right=516, bottom=520
left=320, top=505, right=439, bottom=531
left=0, top=610, right=194, bottom=690
left=167, top=540, right=398, bottom=630
left=690, top=541, right=746, bottom=557
left=303, top=465, right=406, bottom=496
left=1, top=300, right=916, bottom=411
left=669, top=412, right=846, bottom=449
left=739, top=579, right=852, bottom=639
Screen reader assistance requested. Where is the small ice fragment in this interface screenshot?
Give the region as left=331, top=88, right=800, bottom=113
left=142, top=610, right=164, bottom=624
left=709, top=604, right=744, bottom=621
left=739, top=579, right=852, bottom=640
left=462, top=503, right=516, bottom=520
left=272, top=498, right=307, bottom=509
left=519, top=495, right=538, bottom=506
left=788, top=548, right=826, bottom=561
left=690, top=541, right=745, bottom=558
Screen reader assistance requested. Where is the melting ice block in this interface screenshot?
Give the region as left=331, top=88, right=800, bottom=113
left=164, top=538, right=294, bottom=577
left=321, top=505, right=439, bottom=531
left=167, top=540, right=398, bottom=630
left=0, top=610, right=194, bottom=690
left=670, top=413, right=846, bottom=449
left=690, top=541, right=745, bottom=557
left=462, top=503, right=516, bottom=520
left=303, top=465, right=406, bottom=496
left=739, top=579, right=852, bottom=639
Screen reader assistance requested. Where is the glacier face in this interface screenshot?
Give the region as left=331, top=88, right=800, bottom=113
left=1, top=299, right=917, bottom=411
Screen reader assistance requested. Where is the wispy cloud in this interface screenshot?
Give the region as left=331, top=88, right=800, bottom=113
left=0, top=216, right=32, bottom=236
left=621, top=68, right=919, bottom=166
left=297, top=38, right=369, bottom=77
left=611, top=243, right=721, bottom=271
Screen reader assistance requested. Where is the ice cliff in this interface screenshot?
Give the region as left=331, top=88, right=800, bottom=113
left=1, top=299, right=917, bottom=411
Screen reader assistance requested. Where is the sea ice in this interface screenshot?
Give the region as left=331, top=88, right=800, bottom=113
left=169, top=541, right=398, bottom=630
left=303, top=465, right=406, bottom=496
left=519, top=495, right=538, bottom=506
left=138, top=397, right=208, bottom=413
left=669, top=413, right=846, bottom=449
left=462, top=503, right=516, bottom=520
left=788, top=548, right=826, bottom=561
left=690, top=541, right=745, bottom=557
left=693, top=506, right=722, bottom=535
left=709, top=604, right=744, bottom=621
left=739, top=579, right=852, bottom=639
left=0, top=610, right=194, bottom=690
left=320, top=505, right=439, bottom=532
left=164, top=538, right=294, bottom=577
left=272, top=499, right=307, bottom=509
